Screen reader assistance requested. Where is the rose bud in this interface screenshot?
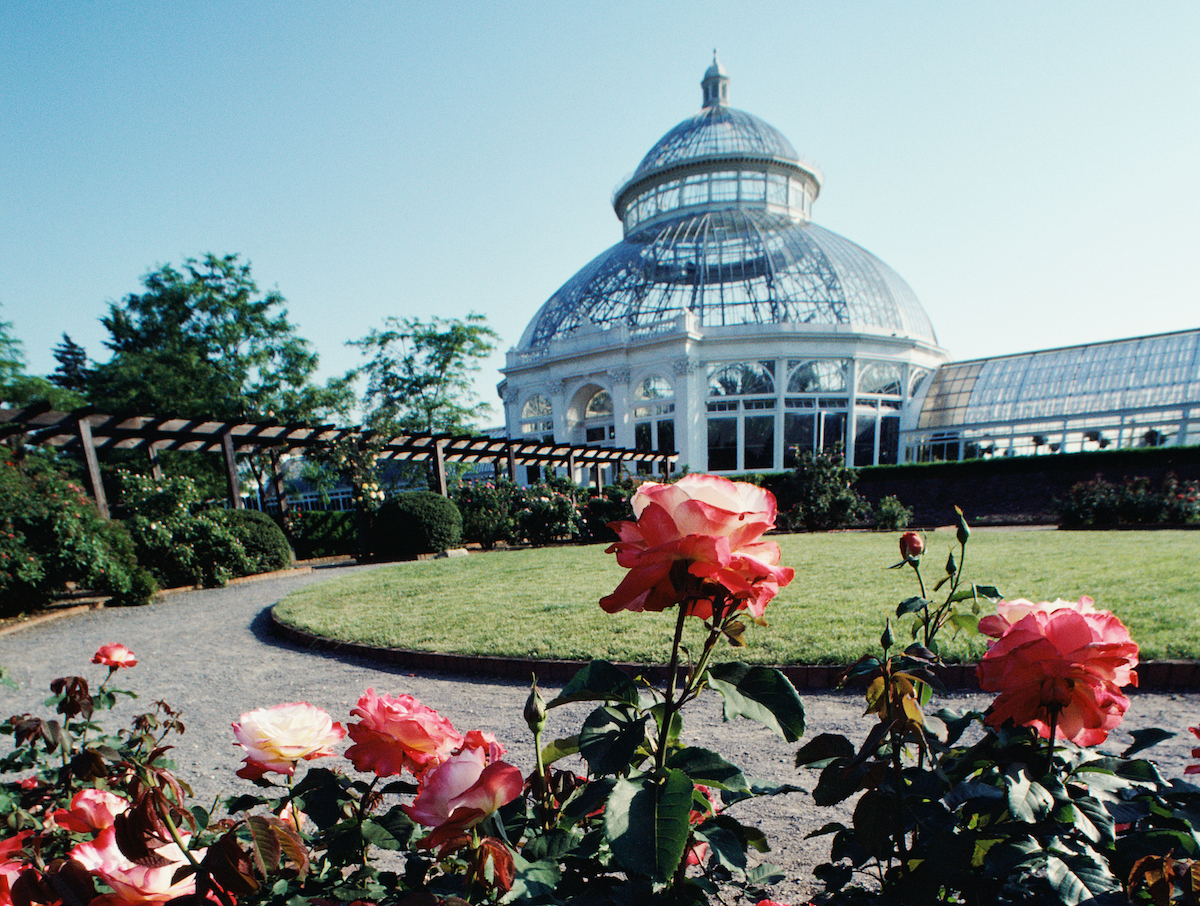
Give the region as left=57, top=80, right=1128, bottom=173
left=899, top=531, right=924, bottom=563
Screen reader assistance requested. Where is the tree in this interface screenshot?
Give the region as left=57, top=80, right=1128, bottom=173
left=88, top=254, right=353, bottom=425
left=0, top=311, right=85, bottom=410
left=352, top=313, right=499, bottom=435
left=85, top=254, right=355, bottom=499
left=50, top=334, right=92, bottom=393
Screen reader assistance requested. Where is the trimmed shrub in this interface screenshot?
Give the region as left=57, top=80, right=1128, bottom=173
left=0, top=450, right=154, bottom=614
left=286, top=509, right=359, bottom=559
left=372, top=491, right=462, bottom=560
left=209, top=508, right=294, bottom=573
left=873, top=494, right=912, bottom=531
left=454, top=480, right=526, bottom=550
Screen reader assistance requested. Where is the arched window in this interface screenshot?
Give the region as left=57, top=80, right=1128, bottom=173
left=706, top=362, right=776, bottom=471
left=787, top=359, right=847, bottom=393
left=584, top=389, right=614, bottom=445
left=708, top=361, right=775, bottom=396
left=858, top=362, right=903, bottom=396
left=520, top=395, right=553, bottom=441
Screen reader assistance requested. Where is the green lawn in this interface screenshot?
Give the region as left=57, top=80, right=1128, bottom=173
left=273, top=529, right=1200, bottom=665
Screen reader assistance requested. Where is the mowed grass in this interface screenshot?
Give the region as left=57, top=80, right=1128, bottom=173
left=274, top=529, right=1200, bottom=665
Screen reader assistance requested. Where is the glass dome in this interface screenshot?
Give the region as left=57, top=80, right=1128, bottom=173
left=629, top=107, right=801, bottom=183
left=517, top=209, right=938, bottom=350
left=516, top=60, right=939, bottom=354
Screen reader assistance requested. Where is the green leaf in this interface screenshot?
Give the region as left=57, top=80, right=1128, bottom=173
left=560, top=778, right=615, bottom=827
left=948, top=583, right=1002, bottom=604
left=549, top=660, right=640, bottom=708
left=666, top=746, right=749, bottom=792
left=706, top=663, right=805, bottom=742
left=795, top=733, right=855, bottom=767
left=896, top=596, right=929, bottom=616
left=504, top=853, right=562, bottom=903
left=692, top=824, right=746, bottom=871
left=947, top=611, right=981, bottom=633
left=1005, top=768, right=1054, bottom=822
left=579, top=705, right=649, bottom=776
left=1045, top=844, right=1122, bottom=905
left=540, top=735, right=580, bottom=766
left=604, top=770, right=693, bottom=883
left=247, top=814, right=282, bottom=876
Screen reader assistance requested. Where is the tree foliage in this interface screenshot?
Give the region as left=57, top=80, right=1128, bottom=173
left=0, top=311, right=85, bottom=409
left=352, top=313, right=498, bottom=434
left=50, top=333, right=92, bottom=394
left=87, top=253, right=352, bottom=424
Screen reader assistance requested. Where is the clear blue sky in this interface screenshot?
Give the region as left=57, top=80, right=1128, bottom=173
left=3, top=2, right=1198, bottom=423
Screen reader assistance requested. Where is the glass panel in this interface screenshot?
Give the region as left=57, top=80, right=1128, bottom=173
left=586, top=426, right=606, bottom=443
left=707, top=418, right=737, bottom=471
left=657, top=418, right=675, bottom=454
left=784, top=412, right=816, bottom=467
left=767, top=173, right=788, bottom=205
left=740, top=172, right=766, bottom=202
left=788, top=360, right=847, bottom=393
left=859, top=362, right=903, bottom=396
left=821, top=412, right=846, bottom=454
left=745, top=416, right=775, bottom=469
left=708, top=361, right=776, bottom=396
left=854, top=416, right=876, bottom=466
left=711, top=176, right=738, bottom=201
left=635, top=376, right=673, bottom=400
left=521, top=395, right=552, bottom=419
left=878, top=416, right=900, bottom=465
left=585, top=390, right=613, bottom=418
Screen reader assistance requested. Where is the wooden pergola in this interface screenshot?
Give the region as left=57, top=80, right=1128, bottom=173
left=0, top=404, right=676, bottom=518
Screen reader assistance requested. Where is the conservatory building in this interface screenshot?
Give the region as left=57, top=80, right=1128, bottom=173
left=500, top=58, right=950, bottom=475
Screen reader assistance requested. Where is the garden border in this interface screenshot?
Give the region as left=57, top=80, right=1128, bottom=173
left=268, top=608, right=1200, bottom=691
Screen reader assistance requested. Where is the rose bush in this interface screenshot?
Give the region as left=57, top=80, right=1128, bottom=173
left=232, top=701, right=345, bottom=780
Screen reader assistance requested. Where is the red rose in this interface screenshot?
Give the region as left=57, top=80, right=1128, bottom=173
left=49, top=788, right=129, bottom=834
left=345, top=689, right=463, bottom=778
left=899, top=531, right=924, bottom=562
left=976, top=598, right=1138, bottom=745
left=600, top=474, right=793, bottom=619
left=232, top=701, right=345, bottom=780
left=92, top=643, right=137, bottom=669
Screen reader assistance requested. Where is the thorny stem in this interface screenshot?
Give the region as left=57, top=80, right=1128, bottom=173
left=356, top=775, right=380, bottom=869
left=1045, top=710, right=1059, bottom=777
left=160, top=793, right=237, bottom=906
left=655, top=605, right=690, bottom=773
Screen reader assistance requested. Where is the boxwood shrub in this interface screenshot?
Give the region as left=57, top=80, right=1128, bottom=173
left=208, top=507, right=294, bottom=573
left=371, top=491, right=462, bottom=560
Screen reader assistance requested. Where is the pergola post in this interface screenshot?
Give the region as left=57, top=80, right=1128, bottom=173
left=148, top=444, right=163, bottom=481
left=221, top=430, right=242, bottom=509
left=506, top=444, right=517, bottom=481
left=76, top=418, right=109, bottom=519
left=270, top=450, right=289, bottom=515
left=567, top=452, right=576, bottom=485
left=432, top=439, right=448, bottom=497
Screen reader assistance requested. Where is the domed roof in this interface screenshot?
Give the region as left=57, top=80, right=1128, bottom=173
left=516, top=210, right=938, bottom=351
left=630, top=107, right=801, bottom=183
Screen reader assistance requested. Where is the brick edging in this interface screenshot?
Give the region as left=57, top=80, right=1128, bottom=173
left=268, top=608, right=1200, bottom=692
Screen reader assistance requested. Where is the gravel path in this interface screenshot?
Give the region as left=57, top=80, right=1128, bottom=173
left=3, top=564, right=1199, bottom=903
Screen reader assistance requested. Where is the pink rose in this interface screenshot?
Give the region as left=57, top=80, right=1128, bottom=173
left=976, top=598, right=1138, bottom=745
left=92, top=644, right=137, bottom=669
left=49, top=788, right=130, bottom=834
left=402, top=739, right=524, bottom=851
left=978, top=596, right=1102, bottom=639
left=600, top=475, right=794, bottom=619
left=72, top=825, right=204, bottom=905
left=1186, top=725, right=1200, bottom=775
left=345, top=689, right=463, bottom=778
left=232, top=701, right=345, bottom=780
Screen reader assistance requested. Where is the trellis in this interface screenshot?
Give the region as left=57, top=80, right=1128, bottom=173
left=0, top=403, right=676, bottom=518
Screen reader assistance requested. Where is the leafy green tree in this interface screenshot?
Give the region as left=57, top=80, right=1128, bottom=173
left=352, top=313, right=498, bottom=434
left=88, top=254, right=353, bottom=424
